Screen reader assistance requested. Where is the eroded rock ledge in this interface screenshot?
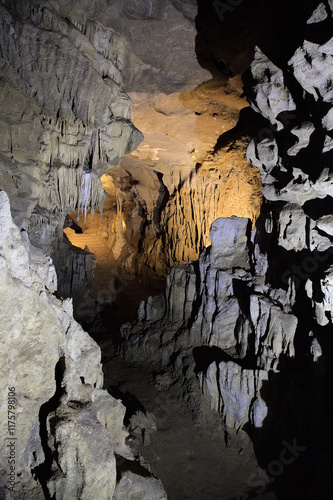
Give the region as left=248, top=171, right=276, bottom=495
left=0, top=190, right=166, bottom=499
left=121, top=215, right=296, bottom=429
left=120, top=4, right=333, bottom=497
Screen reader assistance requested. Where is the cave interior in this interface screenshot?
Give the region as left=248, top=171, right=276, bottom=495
left=1, top=1, right=333, bottom=499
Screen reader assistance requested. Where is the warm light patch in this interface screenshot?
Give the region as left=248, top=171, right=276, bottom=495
left=158, top=140, right=262, bottom=268
left=100, top=173, right=116, bottom=196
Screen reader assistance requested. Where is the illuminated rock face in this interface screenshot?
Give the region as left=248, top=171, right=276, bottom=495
left=0, top=191, right=135, bottom=499
left=246, top=9, right=333, bottom=333
left=0, top=0, right=225, bottom=308
left=69, top=109, right=262, bottom=283
left=120, top=5, right=333, bottom=485
left=121, top=215, right=297, bottom=430
left=141, top=143, right=262, bottom=275
left=0, top=0, right=208, bottom=242
left=0, top=0, right=148, bottom=312
left=0, top=0, right=142, bottom=246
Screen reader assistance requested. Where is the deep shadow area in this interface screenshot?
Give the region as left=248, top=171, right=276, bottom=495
left=107, top=385, right=147, bottom=428
left=115, top=454, right=153, bottom=482
left=213, top=106, right=269, bottom=154
left=83, top=277, right=166, bottom=356
left=248, top=242, right=333, bottom=500
left=193, top=344, right=258, bottom=375
left=195, top=0, right=266, bottom=79
left=33, top=357, right=66, bottom=499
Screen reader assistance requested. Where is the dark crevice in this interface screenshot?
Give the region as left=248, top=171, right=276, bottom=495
left=186, top=259, right=203, bottom=330
left=193, top=345, right=257, bottom=375
left=106, top=385, right=146, bottom=428
left=213, top=106, right=268, bottom=154
left=115, top=454, right=154, bottom=483
left=32, top=356, right=66, bottom=500
left=303, top=195, right=333, bottom=219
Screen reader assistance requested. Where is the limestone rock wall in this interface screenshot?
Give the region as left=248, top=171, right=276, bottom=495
left=245, top=3, right=333, bottom=341
left=0, top=0, right=142, bottom=238
left=0, top=0, right=143, bottom=309
left=0, top=191, right=115, bottom=498
left=0, top=0, right=216, bottom=311
left=0, top=190, right=167, bottom=499
left=120, top=4, right=333, bottom=492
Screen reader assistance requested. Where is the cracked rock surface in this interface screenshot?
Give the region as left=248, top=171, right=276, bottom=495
left=0, top=190, right=166, bottom=499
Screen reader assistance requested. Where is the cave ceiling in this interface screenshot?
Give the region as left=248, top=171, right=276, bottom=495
left=0, top=0, right=265, bottom=294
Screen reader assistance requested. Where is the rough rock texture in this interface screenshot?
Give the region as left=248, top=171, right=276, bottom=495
left=241, top=11, right=333, bottom=495
left=120, top=3, right=333, bottom=497
left=0, top=0, right=143, bottom=315
left=120, top=215, right=297, bottom=430
left=42, top=1, right=264, bottom=288
left=0, top=0, right=224, bottom=315
left=37, top=0, right=210, bottom=94
left=0, top=190, right=167, bottom=499
left=0, top=0, right=141, bottom=232
left=0, top=0, right=262, bottom=303
left=65, top=94, right=262, bottom=286
left=113, top=471, right=167, bottom=500
left=139, top=141, right=262, bottom=274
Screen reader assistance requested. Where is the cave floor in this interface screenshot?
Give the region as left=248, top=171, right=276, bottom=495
left=85, top=287, right=270, bottom=500
left=67, top=201, right=269, bottom=499
left=102, top=354, right=268, bottom=500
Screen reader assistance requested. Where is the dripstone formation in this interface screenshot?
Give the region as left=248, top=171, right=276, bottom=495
left=0, top=0, right=220, bottom=317
left=121, top=3, right=333, bottom=497
left=0, top=0, right=204, bottom=497
left=2, top=0, right=333, bottom=498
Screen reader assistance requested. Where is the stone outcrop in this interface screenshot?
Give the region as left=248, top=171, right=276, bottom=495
left=0, top=0, right=209, bottom=243
left=0, top=0, right=143, bottom=313
left=0, top=190, right=166, bottom=499
left=0, top=0, right=220, bottom=314
left=120, top=4, right=333, bottom=495
left=0, top=0, right=142, bottom=236
left=120, top=215, right=297, bottom=430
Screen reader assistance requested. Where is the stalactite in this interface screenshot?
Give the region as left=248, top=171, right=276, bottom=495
left=112, top=186, right=127, bottom=260
left=77, top=169, right=108, bottom=221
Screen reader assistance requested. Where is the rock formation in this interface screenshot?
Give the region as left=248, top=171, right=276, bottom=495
left=120, top=2, right=333, bottom=496
left=3, top=0, right=333, bottom=497
left=120, top=215, right=296, bottom=430
left=0, top=1, right=219, bottom=497
left=0, top=0, right=144, bottom=316
left=0, top=190, right=167, bottom=499
left=1, top=0, right=241, bottom=314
